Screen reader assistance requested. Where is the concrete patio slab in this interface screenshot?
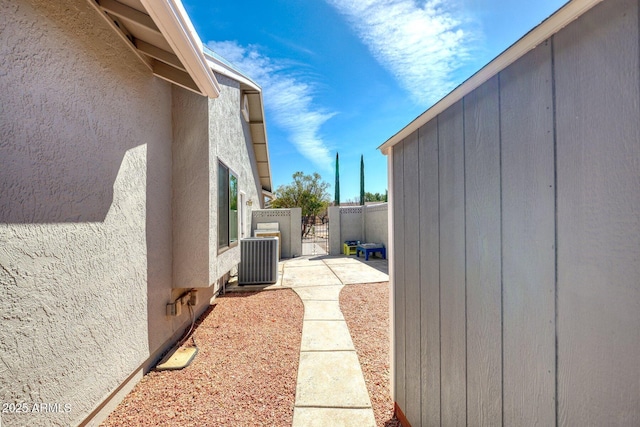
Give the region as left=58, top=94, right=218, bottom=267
left=321, top=256, right=366, bottom=266
left=293, top=285, right=343, bottom=301
left=283, top=257, right=327, bottom=267
left=300, top=321, right=354, bottom=351
left=302, top=242, right=327, bottom=256
left=292, top=407, right=376, bottom=427
left=282, top=265, right=342, bottom=287
left=362, top=259, right=389, bottom=275
left=303, top=300, right=345, bottom=320
left=295, top=351, right=372, bottom=408
left=327, top=263, right=389, bottom=285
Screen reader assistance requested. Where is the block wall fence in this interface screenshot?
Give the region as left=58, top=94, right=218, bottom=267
left=328, top=204, right=388, bottom=255
left=251, top=208, right=302, bottom=258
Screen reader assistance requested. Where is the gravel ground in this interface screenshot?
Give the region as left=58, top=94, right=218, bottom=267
left=101, top=289, right=303, bottom=427
left=340, top=282, right=400, bottom=427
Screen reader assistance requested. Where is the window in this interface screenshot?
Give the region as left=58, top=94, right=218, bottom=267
left=229, top=173, right=238, bottom=243
left=218, top=161, right=238, bottom=250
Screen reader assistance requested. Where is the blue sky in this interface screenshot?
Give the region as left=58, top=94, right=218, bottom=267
left=183, top=0, right=567, bottom=202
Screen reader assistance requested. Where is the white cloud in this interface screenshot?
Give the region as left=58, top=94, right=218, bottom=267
left=325, top=0, right=476, bottom=105
left=207, top=41, right=335, bottom=171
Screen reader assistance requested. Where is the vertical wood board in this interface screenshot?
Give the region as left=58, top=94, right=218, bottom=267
left=419, top=119, right=441, bottom=427
left=500, top=39, right=557, bottom=426
left=402, top=131, right=422, bottom=423
left=392, top=142, right=407, bottom=411
left=438, top=100, right=467, bottom=426
left=554, top=0, right=640, bottom=424
left=463, top=75, right=503, bottom=426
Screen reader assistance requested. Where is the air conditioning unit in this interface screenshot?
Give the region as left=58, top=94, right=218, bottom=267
left=239, top=238, right=279, bottom=285
left=253, top=230, right=281, bottom=259
left=253, top=222, right=281, bottom=259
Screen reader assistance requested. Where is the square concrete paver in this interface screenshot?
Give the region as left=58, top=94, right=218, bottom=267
left=295, top=351, right=372, bottom=408
left=303, top=300, right=344, bottom=320
left=282, top=265, right=342, bottom=287
left=293, top=285, right=343, bottom=301
left=292, top=407, right=376, bottom=427
left=300, top=320, right=354, bottom=351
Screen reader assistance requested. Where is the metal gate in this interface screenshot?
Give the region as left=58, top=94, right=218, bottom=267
left=301, top=215, right=328, bottom=256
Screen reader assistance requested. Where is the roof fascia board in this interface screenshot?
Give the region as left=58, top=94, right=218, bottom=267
left=140, top=0, right=220, bottom=98
left=378, top=0, right=603, bottom=155
left=204, top=52, right=261, bottom=91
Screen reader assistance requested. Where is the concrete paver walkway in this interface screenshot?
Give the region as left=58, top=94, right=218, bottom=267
left=281, top=256, right=389, bottom=427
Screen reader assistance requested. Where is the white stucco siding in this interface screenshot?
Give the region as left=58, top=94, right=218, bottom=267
left=208, top=74, right=262, bottom=283
left=0, top=0, right=173, bottom=425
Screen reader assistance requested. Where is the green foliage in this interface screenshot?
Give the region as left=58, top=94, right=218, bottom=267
left=271, top=172, right=331, bottom=236
left=364, top=191, right=387, bottom=202
left=360, top=155, right=365, bottom=206
left=334, top=153, right=340, bottom=206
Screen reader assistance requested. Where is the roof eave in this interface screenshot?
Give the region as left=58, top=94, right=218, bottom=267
left=247, top=95, right=273, bottom=193
left=378, top=0, right=603, bottom=155
left=205, top=51, right=273, bottom=193
left=254, top=100, right=273, bottom=193
left=140, top=0, right=220, bottom=98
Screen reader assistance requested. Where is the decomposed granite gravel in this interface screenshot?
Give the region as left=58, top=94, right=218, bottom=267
left=101, top=290, right=303, bottom=427
left=102, top=282, right=400, bottom=427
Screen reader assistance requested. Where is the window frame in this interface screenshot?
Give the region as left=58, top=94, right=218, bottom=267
left=217, top=160, right=239, bottom=253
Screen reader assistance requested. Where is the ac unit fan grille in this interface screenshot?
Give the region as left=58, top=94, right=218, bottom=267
left=238, top=238, right=279, bottom=285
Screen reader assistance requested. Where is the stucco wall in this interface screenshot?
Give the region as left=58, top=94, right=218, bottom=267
left=251, top=208, right=303, bottom=258
left=339, top=207, right=364, bottom=244
left=172, top=87, right=210, bottom=290
left=363, top=204, right=388, bottom=248
left=327, top=206, right=342, bottom=255
left=0, top=1, right=216, bottom=425
left=0, top=1, right=167, bottom=426
left=209, top=74, right=262, bottom=283
left=327, top=204, right=388, bottom=255
left=389, top=0, right=640, bottom=424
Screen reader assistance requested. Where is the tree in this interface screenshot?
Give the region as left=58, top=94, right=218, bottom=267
left=271, top=172, right=331, bottom=237
left=334, top=153, right=340, bottom=206
left=360, top=154, right=365, bottom=206
left=364, top=191, right=387, bottom=202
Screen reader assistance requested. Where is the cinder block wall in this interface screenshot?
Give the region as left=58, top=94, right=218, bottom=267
left=389, top=0, right=640, bottom=425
